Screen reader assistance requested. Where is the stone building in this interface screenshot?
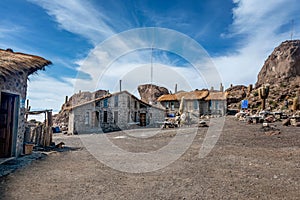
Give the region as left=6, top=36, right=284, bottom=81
left=0, top=49, right=51, bottom=158
left=157, top=89, right=227, bottom=118
left=205, top=91, right=228, bottom=116
left=157, top=89, right=209, bottom=118
left=68, top=90, right=165, bottom=134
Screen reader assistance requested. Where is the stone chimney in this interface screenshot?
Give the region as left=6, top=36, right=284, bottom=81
left=220, top=83, right=224, bottom=92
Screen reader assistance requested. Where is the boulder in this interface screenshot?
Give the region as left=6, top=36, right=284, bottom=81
left=138, top=84, right=169, bottom=104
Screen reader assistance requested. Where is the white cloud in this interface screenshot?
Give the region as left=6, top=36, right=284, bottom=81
left=96, top=62, right=206, bottom=96
left=72, top=28, right=221, bottom=95
left=213, top=0, right=300, bottom=88
left=27, top=73, right=74, bottom=112
left=28, top=0, right=114, bottom=44
left=24, top=0, right=300, bottom=113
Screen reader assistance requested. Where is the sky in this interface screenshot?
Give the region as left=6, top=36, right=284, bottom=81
left=0, top=0, right=299, bottom=112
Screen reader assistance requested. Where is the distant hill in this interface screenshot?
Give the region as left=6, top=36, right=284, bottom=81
left=227, top=40, right=300, bottom=110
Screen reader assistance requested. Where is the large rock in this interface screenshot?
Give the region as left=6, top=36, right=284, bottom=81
left=53, top=89, right=109, bottom=126
left=226, top=40, right=300, bottom=111
left=226, top=85, right=247, bottom=107
left=256, top=40, right=300, bottom=87
left=138, top=84, right=169, bottom=104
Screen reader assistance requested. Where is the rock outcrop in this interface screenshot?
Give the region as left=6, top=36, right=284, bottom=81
left=138, top=84, right=169, bottom=104
left=227, top=40, right=300, bottom=111
left=226, top=85, right=247, bottom=107
left=256, top=40, right=300, bottom=87
left=53, top=89, right=109, bottom=126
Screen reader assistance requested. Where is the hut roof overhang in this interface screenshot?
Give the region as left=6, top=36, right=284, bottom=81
left=157, top=90, right=209, bottom=102
left=0, top=48, right=52, bottom=77
left=205, top=91, right=228, bottom=101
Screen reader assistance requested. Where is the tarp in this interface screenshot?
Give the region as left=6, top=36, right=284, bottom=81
left=241, top=100, right=248, bottom=109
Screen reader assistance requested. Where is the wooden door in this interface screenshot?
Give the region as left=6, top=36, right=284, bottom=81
left=140, top=113, right=146, bottom=126
left=0, top=93, right=16, bottom=158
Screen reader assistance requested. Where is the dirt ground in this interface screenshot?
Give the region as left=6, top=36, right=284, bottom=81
left=0, top=117, right=299, bottom=200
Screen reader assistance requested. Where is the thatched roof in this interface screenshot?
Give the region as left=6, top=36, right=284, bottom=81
left=0, top=48, right=51, bottom=77
left=205, top=91, right=228, bottom=101
left=157, top=90, right=209, bottom=101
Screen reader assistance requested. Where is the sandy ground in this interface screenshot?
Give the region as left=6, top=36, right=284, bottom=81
left=0, top=117, right=299, bottom=200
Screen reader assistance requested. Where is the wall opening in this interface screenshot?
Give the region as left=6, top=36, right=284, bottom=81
left=0, top=92, right=19, bottom=158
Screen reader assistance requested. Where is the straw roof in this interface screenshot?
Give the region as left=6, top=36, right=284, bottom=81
left=157, top=90, right=209, bottom=101
left=205, top=91, right=228, bottom=100
left=0, top=48, right=51, bottom=77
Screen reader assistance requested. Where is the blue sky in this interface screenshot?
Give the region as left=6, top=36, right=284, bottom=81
left=0, top=0, right=299, bottom=112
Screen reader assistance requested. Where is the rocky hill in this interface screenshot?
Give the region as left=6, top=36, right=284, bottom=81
left=138, top=84, right=169, bottom=104
left=228, top=40, right=300, bottom=111
left=226, top=85, right=247, bottom=106
left=256, top=40, right=300, bottom=87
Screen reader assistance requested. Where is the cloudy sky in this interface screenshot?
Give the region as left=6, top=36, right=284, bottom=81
left=0, top=0, right=299, bottom=112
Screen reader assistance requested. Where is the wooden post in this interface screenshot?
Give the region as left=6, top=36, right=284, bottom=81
left=25, top=99, right=30, bottom=121
left=47, top=110, right=53, bottom=146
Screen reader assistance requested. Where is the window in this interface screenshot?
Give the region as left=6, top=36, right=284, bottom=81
left=114, top=111, right=118, bottom=123
left=194, top=100, right=198, bottom=110
left=94, top=111, right=99, bottom=127
left=134, top=112, right=137, bottom=122
left=103, top=111, right=108, bottom=123
left=171, top=102, right=174, bottom=111
left=165, top=102, right=169, bottom=109
left=215, top=101, right=219, bottom=110
left=85, top=112, right=89, bottom=125
left=134, top=100, right=138, bottom=109
left=127, top=96, right=130, bottom=108
left=103, top=99, right=108, bottom=108
left=127, top=111, right=130, bottom=122
left=114, top=95, right=118, bottom=107
left=174, top=101, right=179, bottom=108
left=140, top=103, right=147, bottom=108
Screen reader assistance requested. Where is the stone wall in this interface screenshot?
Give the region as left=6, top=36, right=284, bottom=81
left=68, top=91, right=166, bottom=134
left=210, top=100, right=227, bottom=116
left=149, top=106, right=165, bottom=127
left=0, top=72, right=28, bottom=157
left=68, top=102, right=96, bottom=134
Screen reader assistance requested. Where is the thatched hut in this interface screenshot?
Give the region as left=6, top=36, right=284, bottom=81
left=157, top=89, right=209, bottom=118
left=205, top=91, right=228, bottom=116
left=0, top=48, right=51, bottom=158
left=157, top=89, right=228, bottom=117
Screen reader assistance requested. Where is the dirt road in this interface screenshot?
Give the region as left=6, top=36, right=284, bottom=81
left=0, top=117, right=299, bottom=199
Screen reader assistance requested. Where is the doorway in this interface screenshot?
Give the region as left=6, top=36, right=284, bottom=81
left=0, top=92, right=18, bottom=158
left=140, top=113, right=146, bottom=126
